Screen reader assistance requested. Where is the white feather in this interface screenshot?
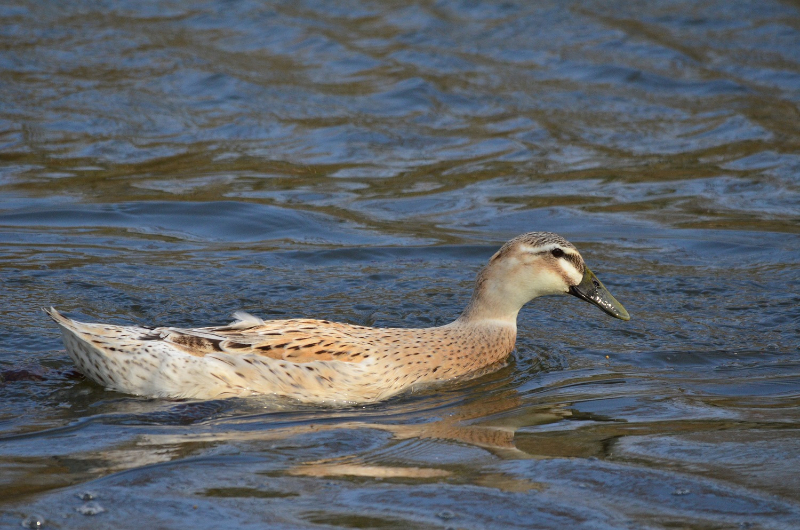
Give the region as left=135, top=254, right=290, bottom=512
left=228, top=311, right=265, bottom=329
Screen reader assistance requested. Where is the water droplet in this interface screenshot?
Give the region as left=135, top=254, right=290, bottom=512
left=76, top=502, right=105, bottom=516
left=436, top=510, right=456, bottom=520
left=77, top=491, right=96, bottom=501
left=21, top=514, right=45, bottom=528
left=672, top=488, right=691, bottom=496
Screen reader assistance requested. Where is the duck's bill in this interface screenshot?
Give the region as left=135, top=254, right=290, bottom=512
left=568, top=267, right=630, bottom=321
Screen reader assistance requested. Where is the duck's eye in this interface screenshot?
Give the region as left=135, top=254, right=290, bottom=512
left=551, top=248, right=564, bottom=258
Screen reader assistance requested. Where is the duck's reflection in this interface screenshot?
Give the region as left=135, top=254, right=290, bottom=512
left=125, top=384, right=572, bottom=479
left=6, top=362, right=645, bottom=500
left=3, top=371, right=625, bottom=501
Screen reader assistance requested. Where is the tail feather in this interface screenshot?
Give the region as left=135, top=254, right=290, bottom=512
left=44, top=307, right=246, bottom=399
left=44, top=306, right=76, bottom=330
left=44, top=307, right=161, bottom=393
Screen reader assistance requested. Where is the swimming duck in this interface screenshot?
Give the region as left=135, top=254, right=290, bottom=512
left=46, top=232, right=629, bottom=404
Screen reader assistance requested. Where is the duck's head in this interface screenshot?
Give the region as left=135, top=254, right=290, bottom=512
left=462, top=232, right=630, bottom=323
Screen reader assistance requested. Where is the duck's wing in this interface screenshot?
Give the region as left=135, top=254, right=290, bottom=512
left=157, top=312, right=378, bottom=364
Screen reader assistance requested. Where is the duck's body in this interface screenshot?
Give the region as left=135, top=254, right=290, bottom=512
left=47, top=232, right=629, bottom=404
left=46, top=310, right=515, bottom=403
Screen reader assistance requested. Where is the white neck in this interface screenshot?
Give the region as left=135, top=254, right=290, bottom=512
left=457, top=253, right=569, bottom=325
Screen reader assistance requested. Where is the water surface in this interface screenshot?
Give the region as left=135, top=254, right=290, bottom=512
left=1, top=0, right=799, bottom=528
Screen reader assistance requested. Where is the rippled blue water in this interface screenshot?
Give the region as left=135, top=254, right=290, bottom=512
left=1, top=0, right=799, bottom=528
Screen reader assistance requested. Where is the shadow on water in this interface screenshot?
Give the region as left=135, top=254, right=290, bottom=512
left=1, top=0, right=800, bottom=528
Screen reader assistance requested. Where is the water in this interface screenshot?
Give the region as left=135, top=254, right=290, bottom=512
left=1, top=0, right=799, bottom=527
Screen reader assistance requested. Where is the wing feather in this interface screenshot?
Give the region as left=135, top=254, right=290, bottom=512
left=158, top=318, right=376, bottom=363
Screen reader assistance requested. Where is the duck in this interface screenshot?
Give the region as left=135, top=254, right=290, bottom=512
left=45, top=232, right=629, bottom=404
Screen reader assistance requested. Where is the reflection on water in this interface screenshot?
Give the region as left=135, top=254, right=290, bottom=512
left=1, top=0, right=800, bottom=528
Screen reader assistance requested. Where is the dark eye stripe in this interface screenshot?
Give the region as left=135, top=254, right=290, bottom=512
left=564, top=253, right=584, bottom=272
left=539, top=248, right=583, bottom=272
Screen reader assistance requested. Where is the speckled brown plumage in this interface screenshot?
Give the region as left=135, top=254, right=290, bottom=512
left=45, top=231, right=628, bottom=404
left=46, top=308, right=515, bottom=403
